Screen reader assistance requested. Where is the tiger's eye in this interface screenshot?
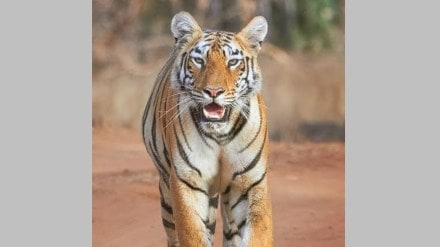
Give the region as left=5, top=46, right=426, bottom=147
left=193, top=57, right=204, bottom=65
left=228, top=59, right=240, bottom=67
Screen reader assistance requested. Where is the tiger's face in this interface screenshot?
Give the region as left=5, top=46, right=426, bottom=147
left=170, top=13, right=267, bottom=129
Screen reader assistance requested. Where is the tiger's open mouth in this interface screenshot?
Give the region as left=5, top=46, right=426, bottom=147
left=200, top=103, right=229, bottom=122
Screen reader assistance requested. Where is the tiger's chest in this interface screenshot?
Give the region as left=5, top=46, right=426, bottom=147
left=166, top=95, right=265, bottom=194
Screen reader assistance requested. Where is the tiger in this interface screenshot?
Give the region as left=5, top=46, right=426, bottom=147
left=142, top=11, right=273, bottom=247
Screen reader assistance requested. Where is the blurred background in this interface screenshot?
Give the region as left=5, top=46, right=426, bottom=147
left=92, top=0, right=345, bottom=142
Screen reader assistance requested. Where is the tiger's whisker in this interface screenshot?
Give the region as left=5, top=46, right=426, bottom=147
left=158, top=98, right=192, bottom=120
left=163, top=100, right=192, bottom=130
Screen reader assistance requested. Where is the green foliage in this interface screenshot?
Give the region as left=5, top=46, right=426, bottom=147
left=270, top=0, right=343, bottom=53
left=93, top=0, right=344, bottom=54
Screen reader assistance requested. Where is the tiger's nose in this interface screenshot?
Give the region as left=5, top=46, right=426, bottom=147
left=203, top=87, right=225, bottom=98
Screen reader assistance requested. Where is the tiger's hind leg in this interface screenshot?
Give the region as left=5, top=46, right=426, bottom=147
left=158, top=175, right=179, bottom=247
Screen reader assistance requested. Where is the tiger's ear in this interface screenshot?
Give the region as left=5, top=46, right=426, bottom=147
left=238, top=16, right=268, bottom=52
left=171, top=11, right=202, bottom=42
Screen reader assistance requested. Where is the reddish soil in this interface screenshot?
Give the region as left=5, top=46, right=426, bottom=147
left=92, top=128, right=345, bottom=247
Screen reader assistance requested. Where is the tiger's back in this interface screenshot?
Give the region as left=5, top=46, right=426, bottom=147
left=142, top=11, right=273, bottom=247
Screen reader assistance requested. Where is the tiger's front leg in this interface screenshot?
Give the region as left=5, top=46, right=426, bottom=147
left=221, top=173, right=273, bottom=247
left=169, top=165, right=218, bottom=247
left=244, top=179, right=273, bottom=247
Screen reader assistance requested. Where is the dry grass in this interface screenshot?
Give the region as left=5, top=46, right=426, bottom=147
left=92, top=37, right=344, bottom=142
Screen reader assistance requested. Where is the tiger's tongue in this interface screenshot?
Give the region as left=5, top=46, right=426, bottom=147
left=203, top=103, right=225, bottom=119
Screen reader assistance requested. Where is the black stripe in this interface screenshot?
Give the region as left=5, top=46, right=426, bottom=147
left=151, top=109, right=157, bottom=152
left=240, top=59, right=250, bottom=93
left=149, top=142, right=168, bottom=176
left=160, top=171, right=170, bottom=188
left=176, top=60, right=181, bottom=81
left=151, top=82, right=167, bottom=154
left=232, top=133, right=266, bottom=179
left=159, top=183, right=164, bottom=197
left=237, top=219, right=247, bottom=229
left=231, top=194, right=247, bottom=211
left=239, top=123, right=263, bottom=153
left=209, top=195, right=219, bottom=209
left=206, top=222, right=216, bottom=234
left=250, top=58, right=255, bottom=80
left=222, top=185, right=231, bottom=195
left=216, top=43, right=223, bottom=51
left=223, top=43, right=233, bottom=50
left=182, top=54, right=192, bottom=84
left=177, top=99, right=192, bottom=152
left=162, top=218, right=175, bottom=230
left=180, top=52, right=187, bottom=68
left=162, top=85, right=172, bottom=131
left=161, top=200, right=173, bottom=214
left=221, top=112, right=247, bottom=142
left=244, top=57, right=250, bottom=84
left=175, top=126, right=202, bottom=176
left=222, top=220, right=246, bottom=239
left=142, top=66, right=163, bottom=146
left=163, top=141, right=171, bottom=168
left=231, top=171, right=267, bottom=210
left=163, top=174, right=170, bottom=187
left=223, top=230, right=239, bottom=240
left=213, top=112, right=245, bottom=139
left=190, top=109, right=213, bottom=148
left=141, top=95, right=153, bottom=146
left=202, top=218, right=216, bottom=234
left=239, top=99, right=264, bottom=153
left=175, top=172, right=208, bottom=196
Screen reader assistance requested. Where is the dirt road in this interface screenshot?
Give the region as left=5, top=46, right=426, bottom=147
left=92, top=128, right=345, bottom=246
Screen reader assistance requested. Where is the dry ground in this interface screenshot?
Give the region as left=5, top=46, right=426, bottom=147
left=93, top=128, right=345, bottom=247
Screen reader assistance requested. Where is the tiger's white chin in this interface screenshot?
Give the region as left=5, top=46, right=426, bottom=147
left=201, top=122, right=229, bottom=132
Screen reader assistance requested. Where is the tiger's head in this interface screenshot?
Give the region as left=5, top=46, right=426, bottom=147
left=170, top=12, right=267, bottom=128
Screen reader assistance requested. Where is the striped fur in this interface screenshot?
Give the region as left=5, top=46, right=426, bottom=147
left=142, top=12, right=273, bottom=247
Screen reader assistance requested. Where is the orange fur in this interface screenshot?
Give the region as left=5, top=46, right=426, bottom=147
left=143, top=12, right=273, bottom=246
